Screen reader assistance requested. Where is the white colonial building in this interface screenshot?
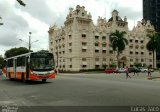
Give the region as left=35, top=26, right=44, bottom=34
left=48, top=5, right=156, bottom=72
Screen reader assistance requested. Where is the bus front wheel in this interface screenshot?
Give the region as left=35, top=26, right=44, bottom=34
left=42, top=79, right=47, bottom=82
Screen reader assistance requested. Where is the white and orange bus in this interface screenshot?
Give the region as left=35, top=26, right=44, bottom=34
left=2, top=51, right=55, bottom=82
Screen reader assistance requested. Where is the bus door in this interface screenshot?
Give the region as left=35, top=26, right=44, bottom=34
left=26, top=56, right=30, bottom=80
left=13, top=58, right=17, bottom=78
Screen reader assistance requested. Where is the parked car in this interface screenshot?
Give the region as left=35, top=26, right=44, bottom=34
left=128, top=67, right=141, bottom=73
left=116, top=68, right=126, bottom=73
left=105, top=68, right=116, bottom=73
left=138, top=67, right=148, bottom=72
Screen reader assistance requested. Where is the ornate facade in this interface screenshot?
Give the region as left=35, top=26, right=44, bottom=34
left=48, top=5, right=156, bottom=71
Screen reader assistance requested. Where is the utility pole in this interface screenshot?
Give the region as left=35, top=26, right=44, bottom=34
left=19, top=32, right=38, bottom=52
left=29, top=32, right=31, bottom=52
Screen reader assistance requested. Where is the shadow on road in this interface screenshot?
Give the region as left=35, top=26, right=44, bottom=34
left=0, top=77, right=52, bottom=86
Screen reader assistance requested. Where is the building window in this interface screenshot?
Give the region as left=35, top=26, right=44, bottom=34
left=95, top=65, right=100, bottom=68
left=140, top=40, right=143, bottom=43
left=129, top=39, right=133, bottom=42
left=149, top=52, right=152, bottom=55
left=95, top=36, right=99, bottom=39
left=110, top=58, right=113, bottom=61
left=102, top=36, right=106, bottom=40
left=69, top=35, right=72, bottom=39
left=102, top=50, right=106, bottom=53
left=82, top=34, right=86, bottom=38
left=95, top=43, right=99, bottom=46
left=69, top=65, right=72, bottom=68
left=136, top=59, right=139, bottom=62
left=82, top=49, right=87, bottom=52
left=135, top=40, right=138, bottom=43
left=82, top=12, right=84, bottom=16
left=95, top=50, right=99, bottom=53
left=135, top=52, right=138, bottom=54
left=109, top=50, right=113, bottom=54
left=150, top=59, right=152, bottom=62
left=82, top=65, right=87, bottom=68
left=130, top=51, right=133, bottom=54
left=69, top=43, right=72, bottom=46
left=102, top=43, right=106, bottom=47
left=141, top=52, right=144, bottom=55
left=141, top=46, right=144, bottom=49
left=103, top=58, right=106, bottom=61
left=130, top=59, right=133, bottom=62
left=69, top=49, right=72, bottom=53
left=82, top=58, right=86, bottom=61
left=95, top=58, right=99, bottom=61
left=141, top=59, right=144, bottom=62
left=130, top=46, right=133, bottom=49
left=82, top=42, right=87, bottom=46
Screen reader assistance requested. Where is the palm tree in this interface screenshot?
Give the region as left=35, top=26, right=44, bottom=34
left=109, top=30, right=128, bottom=68
left=146, top=33, right=159, bottom=68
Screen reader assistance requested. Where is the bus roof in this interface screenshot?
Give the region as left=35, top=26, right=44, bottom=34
left=4, top=52, right=52, bottom=60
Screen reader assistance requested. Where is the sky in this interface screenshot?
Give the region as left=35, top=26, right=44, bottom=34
left=0, top=0, right=142, bottom=57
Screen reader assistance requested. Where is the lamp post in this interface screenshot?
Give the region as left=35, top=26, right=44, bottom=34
left=29, top=32, right=31, bottom=51
left=19, top=32, right=38, bottom=52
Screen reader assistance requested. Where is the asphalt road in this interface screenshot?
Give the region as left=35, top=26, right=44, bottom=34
left=0, top=72, right=160, bottom=112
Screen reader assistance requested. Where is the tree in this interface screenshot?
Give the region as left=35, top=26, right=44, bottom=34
left=0, top=55, right=4, bottom=68
left=5, top=47, right=29, bottom=58
left=146, top=33, right=159, bottom=68
left=16, top=0, right=26, bottom=6
left=109, top=30, right=128, bottom=68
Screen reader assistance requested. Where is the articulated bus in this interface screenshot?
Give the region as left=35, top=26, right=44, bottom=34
left=2, top=52, right=56, bottom=82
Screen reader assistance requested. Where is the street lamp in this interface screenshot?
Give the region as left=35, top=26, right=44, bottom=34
left=19, top=32, right=38, bottom=52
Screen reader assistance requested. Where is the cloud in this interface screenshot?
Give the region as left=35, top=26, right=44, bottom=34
left=0, top=0, right=143, bottom=56
left=15, top=0, right=55, bottom=25
left=0, top=0, right=29, bottom=47
left=116, top=7, right=142, bottom=20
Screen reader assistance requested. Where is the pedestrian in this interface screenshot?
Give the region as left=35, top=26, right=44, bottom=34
left=125, top=66, right=131, bottom=79
left=147, top=66, right=151, bottom=77
left=133, top=67, right=138, bottom=76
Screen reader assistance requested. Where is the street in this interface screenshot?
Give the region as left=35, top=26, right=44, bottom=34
left=0, top=72, right=160, bottom=112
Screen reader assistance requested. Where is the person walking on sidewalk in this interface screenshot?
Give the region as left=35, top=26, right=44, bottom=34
left=125, top=66, right=131, bottom=79
left=147, top=66, right=151, bottom=77
left=133, top=67, right=138, bottom=76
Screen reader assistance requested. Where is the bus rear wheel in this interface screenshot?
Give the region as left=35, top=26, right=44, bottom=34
left=42, top=79, right=47, bottom=82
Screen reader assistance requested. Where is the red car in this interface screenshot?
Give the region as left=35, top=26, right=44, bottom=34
left=104, top=68, right=116, bottom=73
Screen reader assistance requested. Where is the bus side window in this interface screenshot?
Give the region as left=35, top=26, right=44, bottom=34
left=8, top=59, right=13, bottom=67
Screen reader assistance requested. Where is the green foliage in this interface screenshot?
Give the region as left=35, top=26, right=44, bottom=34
left=109, top=30, right=128, bottom=68
left=0, top=55, right=4, bottom=68
left=38, top=50, right=49, bottom=53
left=146, top=33, right=159, bottom=68
left=146, top=33, right=159, bottom=52
left=134, top=63, right=142, bottom=67
left=5, top=47, right=29, bottom=58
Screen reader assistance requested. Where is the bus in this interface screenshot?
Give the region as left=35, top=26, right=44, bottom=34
left=2, top=51, right=56, bottom=82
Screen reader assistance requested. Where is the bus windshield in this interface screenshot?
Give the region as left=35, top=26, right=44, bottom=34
left=30, top=57, right=54, bottom=71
